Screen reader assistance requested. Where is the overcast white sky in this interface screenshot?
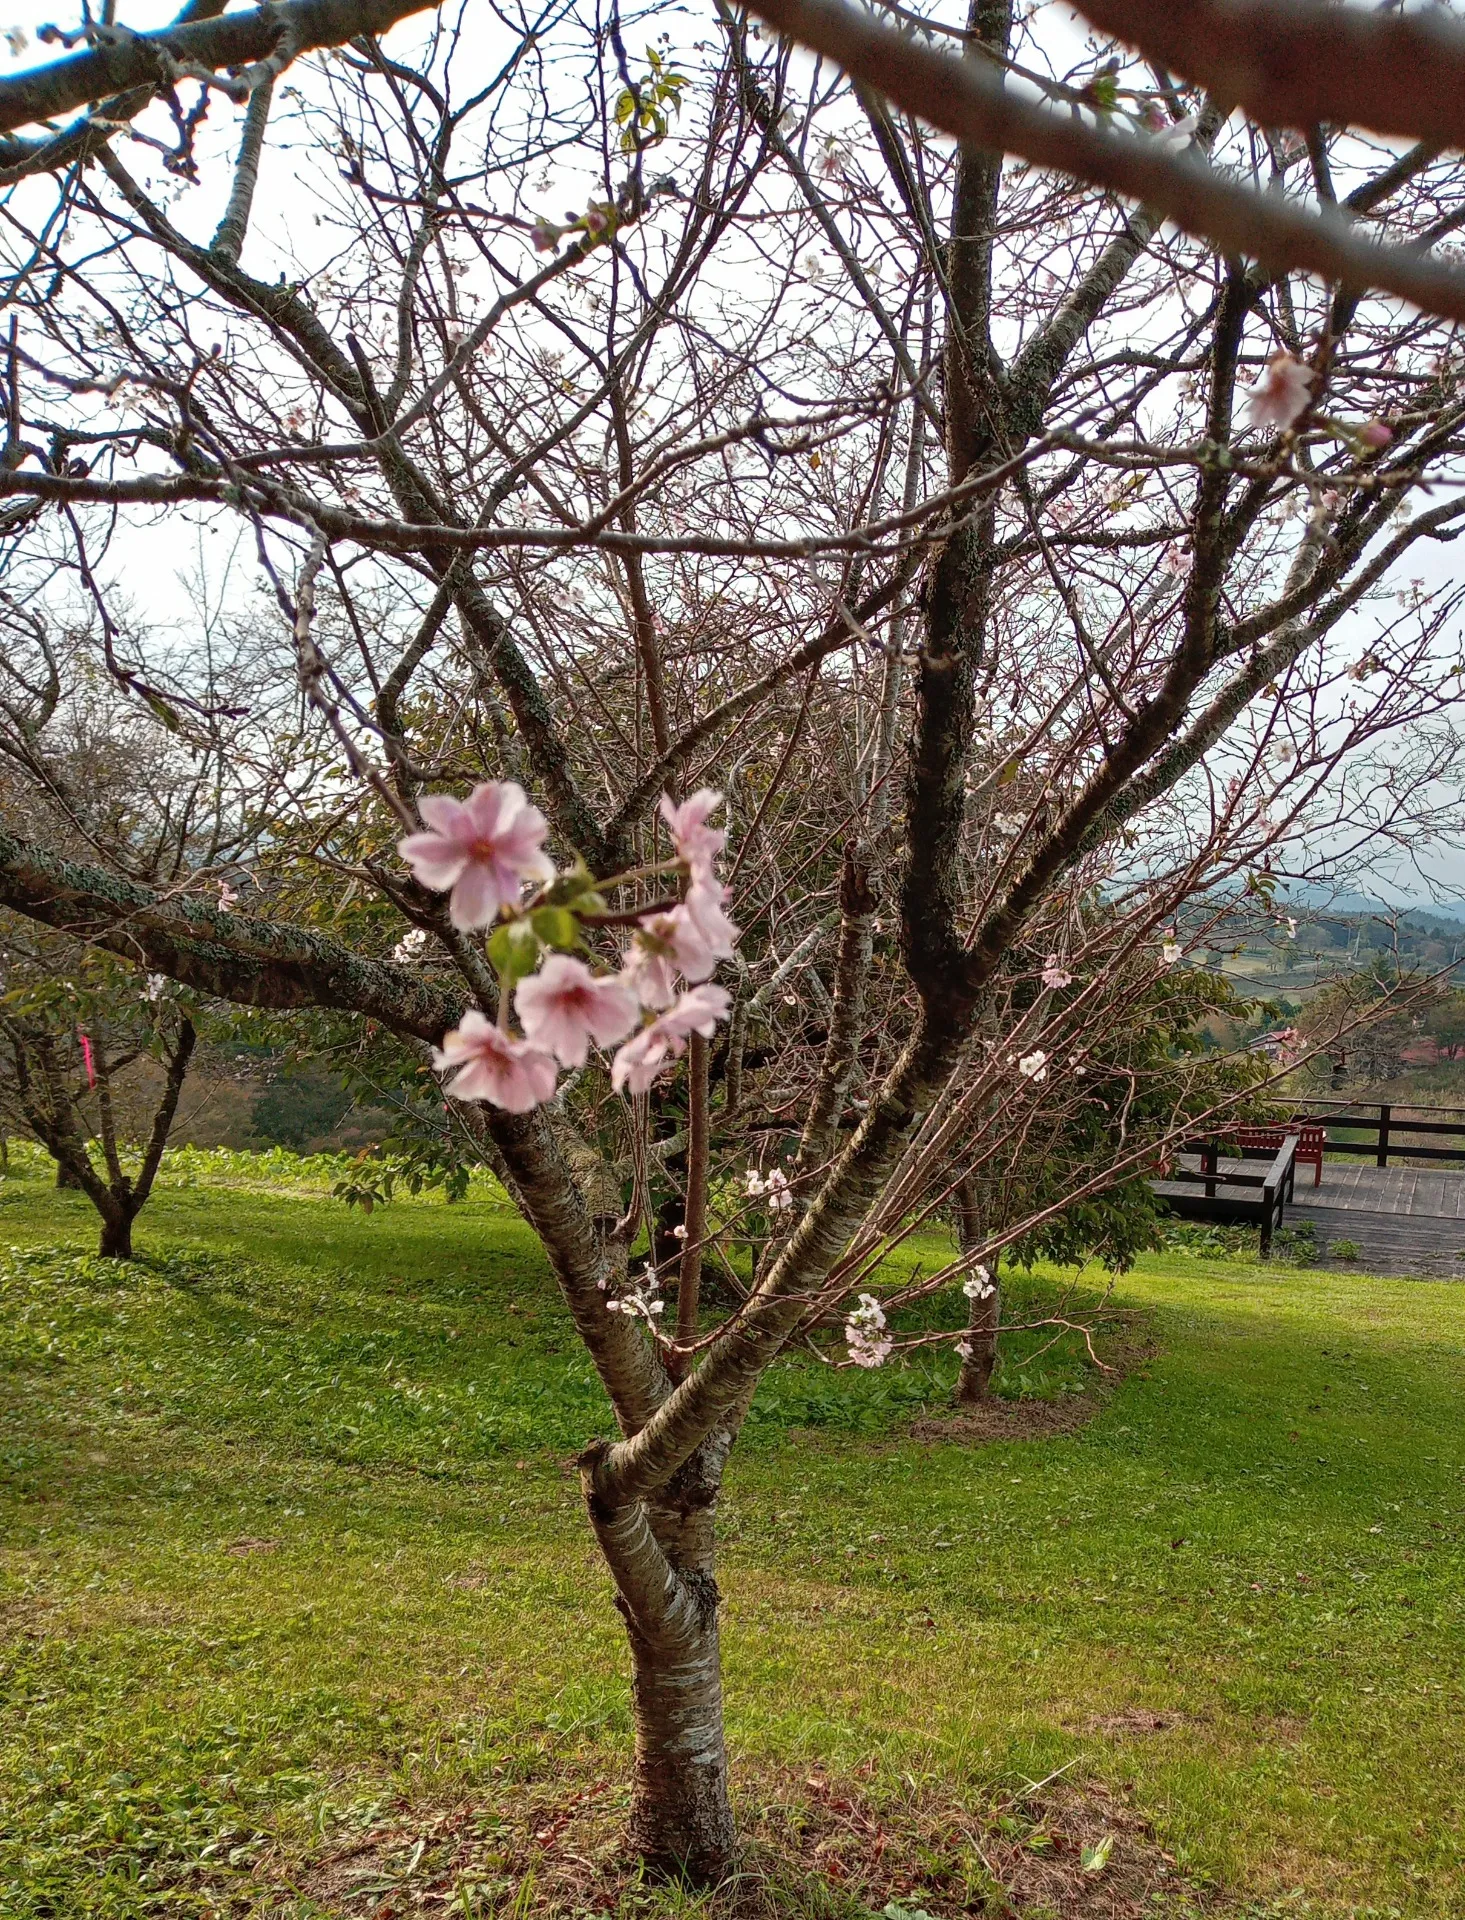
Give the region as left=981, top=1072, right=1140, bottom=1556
left=4, top=0, right=1463, bottom=910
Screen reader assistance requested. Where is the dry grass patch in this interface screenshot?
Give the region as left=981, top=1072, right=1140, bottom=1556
left=906, top=1332, right=1156, bottom=1448
left=286, top=1762, right=1213, bottom=1918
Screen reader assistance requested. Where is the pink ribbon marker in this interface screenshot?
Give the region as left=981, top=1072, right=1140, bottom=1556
left=78, top=1030, right=96, bottom=1089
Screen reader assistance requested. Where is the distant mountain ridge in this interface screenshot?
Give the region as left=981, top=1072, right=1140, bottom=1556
left=1272, top=885, right=1465, bottom=927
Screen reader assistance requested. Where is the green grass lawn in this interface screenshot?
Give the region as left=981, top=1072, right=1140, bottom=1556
left=0, top=1150, right=1461, bottom=1919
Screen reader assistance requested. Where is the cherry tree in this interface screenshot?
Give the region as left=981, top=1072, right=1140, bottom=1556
left=1, top=0, right=1465, bottom=1879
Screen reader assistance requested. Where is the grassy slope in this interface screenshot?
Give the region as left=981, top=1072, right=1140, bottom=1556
left=0, top=1156, right=1461, bottom=1919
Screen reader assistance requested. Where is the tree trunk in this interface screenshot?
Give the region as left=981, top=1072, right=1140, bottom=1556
left=954, top=1176, right=1000, bottom=1403
left=97, top=1209, right=134, bottom=1260
left=56, top=1159, right=82, bottom=1190
left=583, top=1444, right=738, bottom=1884
left=625, top=1612, right=736, bottom=1881
left=956, top=1259, right=1001, bottom=1403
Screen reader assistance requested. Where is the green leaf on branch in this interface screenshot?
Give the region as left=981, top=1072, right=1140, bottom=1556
left=142, top=690, right=183, bottom=733
left=529, top=906, right=581, bottom=951
left=612, top=53, right=686, bottom=153
left=543, top=859, right=606, bottom=915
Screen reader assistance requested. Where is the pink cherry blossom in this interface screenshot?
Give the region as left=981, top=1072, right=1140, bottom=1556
left=623, top=903, right=720, bottom=1007
left=1244, top=353, right=1314, bottom=431
left=433, top=1010, right=557, bottom=1111
left=515, top=955, right=639, bottom=1068
left=683, top=877, right=739, bottom=959
left=659, top=788, right=725, bottom=879
left=658, top=982, right=732, bottom=1039
left=610, top=984, right=732, bottom=1094
left=399, top=782, right=554, bottom=930
left=611, top=1026, right=676, bottom=1095
left=621, top=928, right=680, bottom=1010
left=1358, top=418, right=1392, bottom=448
left=1040, top=956, right=1072, bottom=990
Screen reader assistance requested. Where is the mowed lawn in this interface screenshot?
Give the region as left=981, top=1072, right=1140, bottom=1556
left=0, top=1151, right=1462, bottom=1919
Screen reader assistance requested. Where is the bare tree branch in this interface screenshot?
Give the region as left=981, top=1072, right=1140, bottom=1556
left=1076, top=0, right=1465, bottom=151
left=0, top=0, right=432, bottom=144
left=744, top=0, right=1465, bottom=323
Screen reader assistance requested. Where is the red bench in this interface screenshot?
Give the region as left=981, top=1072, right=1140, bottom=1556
left=1228, top=1123, right=1325, bottom=1187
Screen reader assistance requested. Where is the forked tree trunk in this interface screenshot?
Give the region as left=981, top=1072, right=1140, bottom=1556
left=97, top=1209, right=135, bottom=1261
left=626, top=1611, right=736, bottom=1878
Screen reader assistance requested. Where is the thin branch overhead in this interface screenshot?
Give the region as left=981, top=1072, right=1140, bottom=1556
left=744, top=0, right=1465, bottom=324
left=0, top=0, right=432, bottom=145
left=1074, top=0, right=1465, bottom=151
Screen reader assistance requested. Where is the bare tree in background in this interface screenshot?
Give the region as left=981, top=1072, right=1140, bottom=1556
left=0, top=907, right=205, bottom=1257
left=1, top=0, right=1465, bottom=1878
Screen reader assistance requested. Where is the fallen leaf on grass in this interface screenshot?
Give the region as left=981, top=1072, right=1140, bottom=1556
left=1082, top=1832, right=1115, bottom=1873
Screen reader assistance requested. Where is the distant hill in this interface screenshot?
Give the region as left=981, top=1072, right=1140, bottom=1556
left=1272, top=885, right=1465, bottom=928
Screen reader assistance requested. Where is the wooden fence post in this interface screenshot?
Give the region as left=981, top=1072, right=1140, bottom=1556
left=1377, top=1104, right=1391, bottom=1169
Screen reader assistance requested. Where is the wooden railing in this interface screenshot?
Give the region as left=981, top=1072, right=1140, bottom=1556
left=1293, top=1100, right=1465, bottom=1167
left=1160, top=1134, right=1298, bottom=1254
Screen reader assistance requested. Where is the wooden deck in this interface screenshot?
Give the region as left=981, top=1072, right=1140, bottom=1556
left=1154, top=1159, right=1465, bottom=1278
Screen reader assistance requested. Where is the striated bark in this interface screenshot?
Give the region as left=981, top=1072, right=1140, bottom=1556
left=626, top=1621, right=734, bottom=1878
left=582, top=1433, right=738, bottom=1880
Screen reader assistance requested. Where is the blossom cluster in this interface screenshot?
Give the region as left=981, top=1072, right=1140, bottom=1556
left=399, top=781, right=736, bottom=1111
left=745, top=1166, right=793, bottom=1213
left=962, top=1264, right=995, bottom=1302
left=844, top=1292, right=893, bottom=1369
left=603, top=1262, right=664, bottom=1323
